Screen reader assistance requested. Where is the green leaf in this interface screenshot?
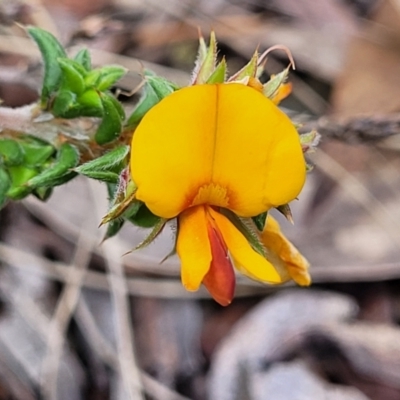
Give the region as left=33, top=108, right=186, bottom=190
left=76, top=89, right=104, bottom=117
left=52, top=90, right=76, bottom=117
left=0, top=168, right=11, bottom=208
left=26, top=143, right=79, bottom=188
left=94, top=94, right=123, bottom=144
left=36, top=171, right=77, bottom=187
left=57, top=58, right=86, bottom=95
left=20, top=142, right=55, bottom=167
left=76, top=145, right=129, bottom=174
left=103, top=218, right=125, bottom=242
left=84, top=69, right=102, bottom=87
left=33, top=186, right=53, bottom=201
left=126, top=82, right=160, bottom=128
left=206, top=58, right=227, bottom=84
left=74, top=48, right=91, bottom=71
left=27, top=26, right=67, bottom=107
left=76, top=170, right=119, bottom=183
left=104, top=93, right=125, bottom=120
left=0, top=139, right=24, bottom=166
left=252, top=211, right=268, bottom=231
left=95, top=66, right=127, bottom=91
left=7, top=165, right=38, bottom=199
left=146, top=73, right=178, bottom=98
left=129, top=204, right=161, bottom=228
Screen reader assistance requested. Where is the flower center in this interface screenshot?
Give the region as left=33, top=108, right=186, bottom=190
left=191, top=183, right=229, bottom=208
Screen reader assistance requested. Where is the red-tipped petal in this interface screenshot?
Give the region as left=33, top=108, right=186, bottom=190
left=202, top=219, right=235, bottom=306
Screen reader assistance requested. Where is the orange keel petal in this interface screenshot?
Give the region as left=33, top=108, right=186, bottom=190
left=203, top=221, right=235, bottom=306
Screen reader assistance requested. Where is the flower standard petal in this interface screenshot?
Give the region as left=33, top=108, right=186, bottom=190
left=130, top=83, right=306, bottom=219
left=262, top=215, right=311, bottom=286
left=208, top=207, right=283, bottom=283
left=176, top=205, right=212, bottom=291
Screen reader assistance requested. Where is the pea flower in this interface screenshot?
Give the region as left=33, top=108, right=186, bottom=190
left=125, top=33, right=314, bottom=305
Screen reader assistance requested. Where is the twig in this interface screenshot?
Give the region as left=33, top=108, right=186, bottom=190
left=88, top=180, right=144, bottom=400
left=302, top=113, right=400, bottom=143
left=40, top=215, right=97, bottom=400
left=75, top=299, right=192, bottom=400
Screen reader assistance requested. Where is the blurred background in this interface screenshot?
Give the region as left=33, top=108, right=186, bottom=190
left=1, top=0, right=400, bottom=399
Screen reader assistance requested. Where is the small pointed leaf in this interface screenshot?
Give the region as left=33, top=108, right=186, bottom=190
left=126, top=82, right=160, bottom=128
left=94, top=94, right=122, bottom=144
left=101, top=187, right=138, bottom=225
left=74, top=48, right=91, bottom=71
left=229, top=50, right=258, bottom=82
left=75, top=89, right=104, bottom=117
left=206, top=58, right=227, bottom=84
left=252, top=211, right=268, bottom=231
left=103, top=219, right=125, bottom=242
left=95, top=66, right=127, bottom=91
left=27, top=26, right=67, bottom=107
left=57, top=58, right=86, bottom=95
left=52, top=90, right=76, bottom=117
left=276, top=204, right=294, bottom=224
left=20, top=141, right=55, bottom=167
left=263, top=67, right=290, bottom=99
left=128, top=218, right=167, bottom=252
left=26, top=143, right=79, bottom=188
left=76, top=145, right=129, bottom=174
left=194, top=31, right=217, bottom=84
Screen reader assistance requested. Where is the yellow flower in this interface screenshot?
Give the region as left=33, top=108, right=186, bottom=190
left=130, top=82, right=307, bottom=305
